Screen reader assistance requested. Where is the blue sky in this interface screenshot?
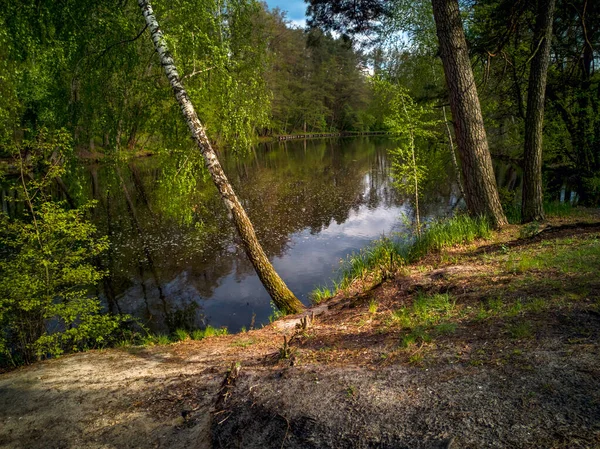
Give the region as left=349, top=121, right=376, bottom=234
left=264, top=0, right=307, bottom=28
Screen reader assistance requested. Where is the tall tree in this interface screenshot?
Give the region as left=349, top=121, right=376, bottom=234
left=430, top=0, right=507, bottom=227
left=307, top=0, right=508, bottom=227
left=137, top=0, right=304, bottom=314
left=521, top=0, right=557, bottom=222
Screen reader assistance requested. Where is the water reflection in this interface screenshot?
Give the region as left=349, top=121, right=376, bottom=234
left=75, top=137, right=458, bottom=332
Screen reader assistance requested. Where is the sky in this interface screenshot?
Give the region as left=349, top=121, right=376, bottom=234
left=264, top=0, right=307, bottom=28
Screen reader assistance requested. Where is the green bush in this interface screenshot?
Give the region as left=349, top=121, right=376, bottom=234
left=0, top=202, right=132, bottom=366
left=0, top=130, right=134, bottom=367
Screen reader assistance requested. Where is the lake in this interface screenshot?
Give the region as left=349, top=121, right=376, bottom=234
left=73, top=137, right=467, bottom=333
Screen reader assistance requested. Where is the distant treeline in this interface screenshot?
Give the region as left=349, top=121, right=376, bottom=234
left=0, top=1, right=380, bottom=155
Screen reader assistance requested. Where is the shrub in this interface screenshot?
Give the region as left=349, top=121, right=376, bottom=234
left=0, top=202, right=131, bottom=366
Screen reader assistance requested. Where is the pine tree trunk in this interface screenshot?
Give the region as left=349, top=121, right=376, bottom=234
left=522, top=0, right=556, bottom=222
left=431, top=0, right=507, bottom=228
left=138, top=0, right=303, bottom=314
left=442, top=105, right=465, bottom=199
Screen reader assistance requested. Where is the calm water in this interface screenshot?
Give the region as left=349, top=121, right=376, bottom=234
left=73, top=137, right=462, bottom=332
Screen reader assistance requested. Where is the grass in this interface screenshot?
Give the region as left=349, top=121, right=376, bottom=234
left=507, top=321, right=534, bottom=339
left=131, top=325, right=230, bottom=347
left=409, top=215, right=492, bottom=259
left=338, top=237, right=406, bottom=289
left=155, top=334, right=171, bottom=345
left=231, top=338, right=255, bottom=348
left=311, top=286, right=334, bottom=304
left=504, top=235, right=600, bottom=276
left=368, top=299, right=378, bottom=314
left=191, top=325, right=228, bottom=340
left=172, top=329, right=190, bottom=342
left=310, top=215, right=493, bottom=302
left=391, top=292, right=457, bottom=349
left=505, top=200, right=577, bottom=224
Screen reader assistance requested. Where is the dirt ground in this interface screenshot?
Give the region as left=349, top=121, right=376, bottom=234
left=1, top=218, right=600, bottom=448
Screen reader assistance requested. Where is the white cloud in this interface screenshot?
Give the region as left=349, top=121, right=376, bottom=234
left=287, top=18, right=306, bottom=29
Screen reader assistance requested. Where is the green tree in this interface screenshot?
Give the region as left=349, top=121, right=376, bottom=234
left=137, top=0, right=304, bottom=314
left=307, top=0, right=508, bottom=227
left=0, top=130, right=130, bottom=366
left=374, top=78, right=439, bottom=233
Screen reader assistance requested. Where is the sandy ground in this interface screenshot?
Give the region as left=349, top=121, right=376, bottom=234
left=1, top=221, right=600, bottom=448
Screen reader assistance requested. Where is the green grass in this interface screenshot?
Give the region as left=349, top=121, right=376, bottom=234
left=506, top=253, right=541, bottom=273
left=368, top=299, right=378, bottom=314
left=401, top=326, right=433, bottom=348
left=505, top=201, right=578, bottom=224
left=507, top=321, right=534, bottom=339
left=311, top=286, right=334, bottom=304
left=410, top=215, right=492, bottom=259
left=338, top=237, right=406, bottom=289
left=172, top=329, right=190, bottom=342
left=390, top=292, right=457, bottom=327
left=390, top=292, right=458, bottom=349
left=503, top=235, right=600, bottom=276
left=190, top=325, right=228, bottom=340
left=435, top=322, right=457, bottom=335
left=231, top=338, right=255, bottom=348
left=310, top=215, right=493, bottom=301
left=155, top=334, right=171, bottom=345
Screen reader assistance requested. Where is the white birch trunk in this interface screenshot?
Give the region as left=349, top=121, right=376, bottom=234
left=137, top=0, right=304, bottom=314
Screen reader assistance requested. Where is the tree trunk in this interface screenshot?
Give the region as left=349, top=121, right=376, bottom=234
left=137, top=0, right=304, bottom=314
left=522, top=0, right=556, bottom=223
left=431, top=0, right=507, bottom=228
left=442, top=105, right=465, bottom=199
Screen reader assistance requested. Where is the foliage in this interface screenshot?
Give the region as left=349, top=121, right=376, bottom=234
left=0, top=130, right=133, bottom=367
left=373, top=78, right=440, bottom=232
left=410, top=215, right=492, bottom=259
left=0, top=201, right=131, bottom=365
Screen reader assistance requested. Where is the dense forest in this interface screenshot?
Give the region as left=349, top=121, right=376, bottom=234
left=0, top=0, right=377, bottom=155
left=0, top=0, right=599, bottom=367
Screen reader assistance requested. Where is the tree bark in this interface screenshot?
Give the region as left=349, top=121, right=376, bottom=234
left=521, top=0, right=556, bottom=223
left=137, top=0, right=304, bottom=314
left=431, top=0, right=507, bottom=228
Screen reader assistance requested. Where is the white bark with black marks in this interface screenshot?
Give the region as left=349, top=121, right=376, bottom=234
left=138, top=0, right=304, bottom=314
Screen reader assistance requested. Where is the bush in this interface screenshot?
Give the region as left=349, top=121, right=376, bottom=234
left=0, top=202, right=132, bottom=366
left=0, top=130, right=133, bottom=367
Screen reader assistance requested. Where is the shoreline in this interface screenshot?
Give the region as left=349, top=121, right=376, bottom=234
left=2, top=210, right=599, bottom=447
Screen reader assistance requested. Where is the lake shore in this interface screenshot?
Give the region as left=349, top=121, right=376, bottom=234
left=1, top=210, right=599, bottom=448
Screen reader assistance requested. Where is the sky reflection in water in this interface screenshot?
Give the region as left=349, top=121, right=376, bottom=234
left=86, top=137, right=458, bottom=332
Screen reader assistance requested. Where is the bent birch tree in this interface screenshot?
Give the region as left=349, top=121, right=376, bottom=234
left=137, top=0, right=304, bottom=314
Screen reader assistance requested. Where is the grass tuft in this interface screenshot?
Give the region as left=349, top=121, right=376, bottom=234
left=311, top=286, right=333, bottom=304
left=507, top=321, right=534, bottom=339
left=368, top=299, right=378, bottom=315
left=155, top=334, right=171, bottom=345
left=409, top=215, right=491, bottom=260
left=172, top=329, right=190, bottom=342
left=191, top=326, right=228, bottom=340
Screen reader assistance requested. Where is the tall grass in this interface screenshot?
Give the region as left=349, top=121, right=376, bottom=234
left=337, top=237, right=407, bottom=289
left=409, top=215, right=491, bottom=259
left=505, top=200, right=576, bottom=224
left=310, top=215, right=492, bottom=302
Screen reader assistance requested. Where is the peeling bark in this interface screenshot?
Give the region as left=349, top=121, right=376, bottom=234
left=137, top=0, right=303, bottom=314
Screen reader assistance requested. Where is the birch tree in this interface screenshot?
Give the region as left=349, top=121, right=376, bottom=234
left=137, top=0, right=304, bottom=314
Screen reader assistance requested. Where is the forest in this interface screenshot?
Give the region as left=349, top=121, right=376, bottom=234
left=0, top=1, right=599, bottom=445
left=0, top=0, right=598, bottom=360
